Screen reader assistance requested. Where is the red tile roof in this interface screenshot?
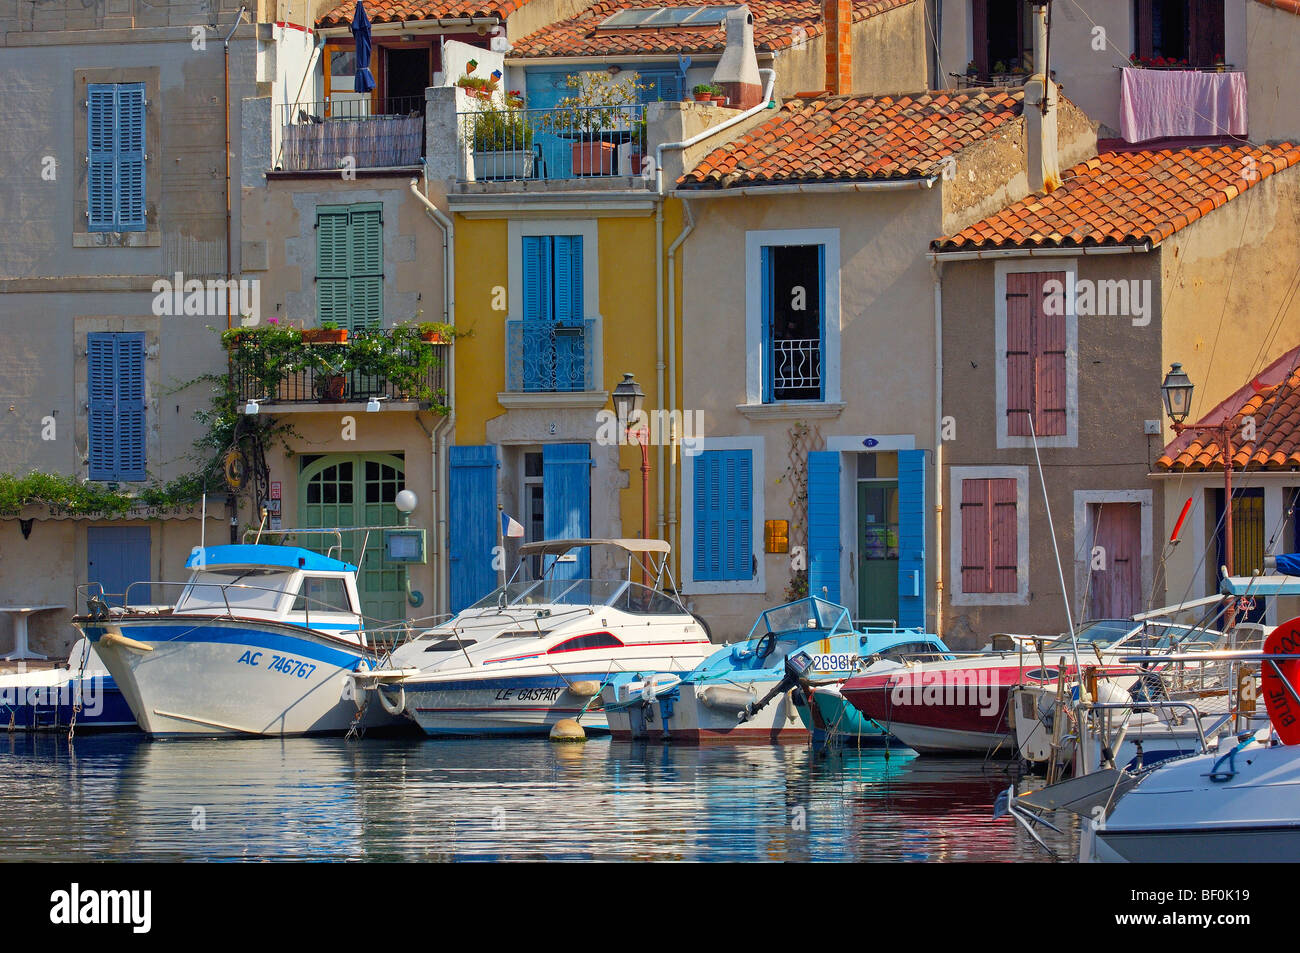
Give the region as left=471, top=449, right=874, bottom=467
left=316, top=0, right=525, bottom=27
left=677, top=89, right=1024, bottom=187
left=510, top=0, right=913, bottom=58
left=933, top=144, right=1300, bottom=253
left=1158, top=348, right=1300, bottom=472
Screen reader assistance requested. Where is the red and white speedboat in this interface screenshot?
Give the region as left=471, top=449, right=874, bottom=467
left=840, top=618, right=1227, bottom=756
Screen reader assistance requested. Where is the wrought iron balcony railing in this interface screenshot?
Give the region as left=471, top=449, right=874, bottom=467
left=506, top=319, right=595, bottom=393
left=458, top=103, right=648, bottom=183
left=771, top=337, right=823, bottom=401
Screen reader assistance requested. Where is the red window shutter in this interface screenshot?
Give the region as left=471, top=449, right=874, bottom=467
left=989, top=478, right=1019, bottom=593
left=961, top=479, right=991, bottom=593
left=1005, top=272, right=1067, bottom=437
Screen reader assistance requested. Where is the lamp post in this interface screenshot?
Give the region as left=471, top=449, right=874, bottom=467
left=1162, top=362, right=1240, bottom=626
left=611, top=373, right=651, bottom=578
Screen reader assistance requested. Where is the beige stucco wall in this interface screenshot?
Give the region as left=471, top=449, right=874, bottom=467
left=851, top=0, right=928, bottom=95
left=1246, top=2, right=1300, bottom=143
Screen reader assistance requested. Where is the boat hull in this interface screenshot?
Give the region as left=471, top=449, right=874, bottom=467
left=0, top=670, right=136, bottom=731
left=606, top=681, right=809, bottom=744
left=403, top=673, right=613, bottom=736
left=795, top=686, right=891, bottom=746
left=80, top=618, right=402, bottom=737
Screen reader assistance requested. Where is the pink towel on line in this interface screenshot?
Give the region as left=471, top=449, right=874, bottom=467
left=1119, top=67, right=1248, bottom=143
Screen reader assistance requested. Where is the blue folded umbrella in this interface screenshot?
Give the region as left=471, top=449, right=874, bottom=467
left=351, top=1, right=377, bottom=94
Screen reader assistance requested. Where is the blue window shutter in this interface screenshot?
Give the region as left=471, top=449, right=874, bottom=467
left=693, top=450, right=753, bottom=582
left=552, top=235, right=583, bottom=326
left=87, top=334, right=117, bottom=479
left=116, top=83, right=146, bottom=231
left=448, top=445, right=499, bottom=613
left=897, top=449, right=927, bottom=629
left=817, top=244, right=826, bottom=401
left=542, top=443, right=591, bottom=580
left=115, top=333, right=147, bottom=480
left=807, top=450, right=840, bottom=603
left=87, top=85, right=116, bottom=232
left=760, top=246, right=773, bottom=404
left=521, top=235, right=551, bottom=323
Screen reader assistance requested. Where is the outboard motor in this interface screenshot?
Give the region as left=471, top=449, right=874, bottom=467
left=738, top=650, right=815, bottom=723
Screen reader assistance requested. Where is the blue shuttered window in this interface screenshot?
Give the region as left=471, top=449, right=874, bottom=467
left=897, top=449, right=927, bottom=628
left=448, top=445, right=500, bottom=613
left=87, top=83, right=147, bottom=232
left=807, top=451, right=841, bottom=603
left=87, top=332, right=146, bottom=481
left=519, top=234, right=586, bottom=392
left=693, top=450, right=753, bottom=582
left=542, top=443, right=592, bottom=580
left=637, top=69, right=684, bottom=102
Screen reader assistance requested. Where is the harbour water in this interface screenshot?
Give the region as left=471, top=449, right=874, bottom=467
left=0, top=734, right=1077, bottom=861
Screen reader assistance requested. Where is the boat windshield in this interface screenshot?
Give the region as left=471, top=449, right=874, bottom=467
left=1042, top=620, right=1221, bottom=654
left=176, top=569, right=295, bottom=613
left=751, top=597, right=851, bottom=639
left=467, top=579, right=687, bottom=614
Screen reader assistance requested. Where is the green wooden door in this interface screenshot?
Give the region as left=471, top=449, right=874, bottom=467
left=298, top=453, right=406, bottom=623
left=857, top=481, right=900, bottom=624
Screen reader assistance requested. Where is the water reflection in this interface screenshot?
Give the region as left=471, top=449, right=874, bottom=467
left=0, top=734, right=1075, bottom=861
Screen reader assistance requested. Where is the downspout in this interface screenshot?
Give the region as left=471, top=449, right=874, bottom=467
left=654, top=66, right=776, bottom=566
left=223, top=5, right=248, bottom=330
left=931, top=258, right=944, bottom=637
left=410, top=173, right=456, bottom=616
left=665, top=197, right=696, bottom=574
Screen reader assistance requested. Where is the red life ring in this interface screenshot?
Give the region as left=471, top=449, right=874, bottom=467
left=1262, top=617, right=1300, bottom=745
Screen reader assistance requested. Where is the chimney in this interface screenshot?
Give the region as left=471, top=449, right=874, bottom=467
left=823, top=0, right=852, bottom=95
left=711, top=7, right=763, bottom=108
left=1023, top=1, right=1061, bottom=192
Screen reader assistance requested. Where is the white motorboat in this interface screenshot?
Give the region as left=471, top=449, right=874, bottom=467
left=76, top=543, right=406, bottom=738
left=355, top=539, right=716, bottom=736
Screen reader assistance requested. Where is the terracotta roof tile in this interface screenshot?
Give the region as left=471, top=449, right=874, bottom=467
left=1158, top=348, right=1300, bottom=472
left=677, top=89, right=1023, bottom=187
left=316, top=0, right=526, bottom=27
left=932, top=144, right=1300, bottom=252
left=510, top=0, right=913, bottom=58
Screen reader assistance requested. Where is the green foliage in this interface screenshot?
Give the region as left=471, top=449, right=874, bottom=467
left=541, top=72, right=645, bottom=134
left=468, top=103, right=535, bottom=152
left=0, top=469, right=213, bottom=518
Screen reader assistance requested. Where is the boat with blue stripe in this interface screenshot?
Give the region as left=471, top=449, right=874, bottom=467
left=0, top=638, right=136, bottom=731
left=74, top=542, right=405, bottom=738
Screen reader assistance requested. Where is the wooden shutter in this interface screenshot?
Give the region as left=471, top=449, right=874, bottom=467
left=694, top=450, right=753, bottom=582
left=552, top=235, right=583, bottom=327
left=116, top=83, right=147, bottom=231
left=447, top=445, right=499, bottom=613
left=807, top=450, right=841, bottom=603
left=316, top=206, right=350, bottom=326
left=542, top=443, right=592, bottom=580
left=115, top=334, right=147, bottom=481
left=897, top=449, right=926, bottom=626
left=87, top=85, right=117, bottom=232
left=87, top=334, right=117, bottom=479
left=87, top=332, right=146, bottom=481
left=961, top=477, right=1018, bottom=594
left=349, top=204, right=383, bottom=331
left=1006, top=271, right=1066, bottom=437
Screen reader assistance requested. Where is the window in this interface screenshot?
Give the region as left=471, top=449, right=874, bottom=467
left=959, top=477, right=1019, bottom=595
left=693, top=449, right=754, bottom=582
left=996, top=263, right=1076, bottom=448
left=87, top=332, right=146, bottom=481
left=636, top=69, right=684, bottom=103
left=1135, top=0, right=1225, bottom=67
left=87, top=83, right=146, bottom=232
left=293, top=576, right=353, bottom=613
left=512, top=235, right=588, bottom=392
left=762, top=244, right=825, bottom=402
left=317, top=203, right=383, bottom=331
left=548, top=632, right=625, bottom=653
left=971, top=0, right=1031, bottom=75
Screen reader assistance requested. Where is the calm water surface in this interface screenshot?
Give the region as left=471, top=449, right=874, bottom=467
left=0, top=733, right=1077, bottom=861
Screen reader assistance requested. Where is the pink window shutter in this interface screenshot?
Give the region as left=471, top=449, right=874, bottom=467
left=961, top=479, right=991, bottom=593
left=989, top=478, right=1019, bottom=593
left=1036, top=273, right=1068, bottom=436
left=1005, top=274, right=1035, bottom=437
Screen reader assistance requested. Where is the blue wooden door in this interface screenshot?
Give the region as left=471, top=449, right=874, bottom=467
left=897, top=449, right=927, bottom=629
left=542, top=443, right=591, bottom=580
left=807, top=451, right=841, bottom=604
left=448, top=445, right=500, bottom=612
left=87, top=526, right=151, bottom=607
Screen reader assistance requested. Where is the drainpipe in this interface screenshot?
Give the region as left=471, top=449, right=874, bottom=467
left=665, top=197, right=696, bottom=574
left=655, top=67, right=776, bottom=566
left=223, top=5, right=248, bottom=330
left=410, top=173, right=456, bottom=616
left=931, top=258, right=945, bottom=637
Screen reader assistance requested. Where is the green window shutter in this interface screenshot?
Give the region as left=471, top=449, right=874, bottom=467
left=349, top=204, right=383, bottom=331
left=316, top=206, right=350, bottom=326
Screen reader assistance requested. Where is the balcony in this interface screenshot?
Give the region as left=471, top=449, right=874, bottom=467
left=506, top=320, right=595, bottom=393
left=457, top=103, right=648, bottom=184
left=278, top=96, right=426, bottom=172
left=228, top=328, right=448, bottom=411
left=770, top=338, right=823, bottom=403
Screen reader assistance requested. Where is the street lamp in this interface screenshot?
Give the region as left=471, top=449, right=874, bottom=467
left=1162, top=363, right=1240, bottom=623
left=610, top=373, right=652, bottom=568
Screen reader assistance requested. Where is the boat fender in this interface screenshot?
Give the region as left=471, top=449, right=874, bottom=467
left=99, top=630, right=154, bottom=653
left=566, top=680, right=602, bottom=698
left=375, top=683, right=406, bottom=717
left=549, top=718, right=586, bottom=743
left=783, top=689, right=799, bottom=723
left=699, top=685, right=757, bottom=714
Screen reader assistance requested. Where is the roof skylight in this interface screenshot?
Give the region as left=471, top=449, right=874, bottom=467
left=600, top=5, right=744, bottom=29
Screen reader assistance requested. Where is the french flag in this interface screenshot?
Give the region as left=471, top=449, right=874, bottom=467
left=501, top=512, right=525, bottom=538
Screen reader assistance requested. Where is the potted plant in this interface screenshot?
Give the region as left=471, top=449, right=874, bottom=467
left=456, top=73, right=499, bottom=101
left=541, top=72, right=646, bottom=176
left=693, top=83, right=714, bottom=102
left=303, top=321, right=348, bottom=345
left=711, top=85, right=726, bottom=106
left=310, top=346, right=351, bottom=402
left=417, top=320, right=457, bottom=344
left=628, top=116, right=647, bottom=174
left=468, top=100, right=536, bottom=179
left=966, top=60, right=979, bottom=78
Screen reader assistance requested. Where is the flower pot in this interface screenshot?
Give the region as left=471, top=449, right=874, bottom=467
left=571, top=140, right=615, bottom=176
left=317, top=374, right=347, bottom=402
left=473, top=149, right=535, bottom=180
left=629, top=153, right=646, bottom=174
left=303, top=327, right=348, bottom=344
left=712, top=96, right=726, bottom=107
left=694, top=92, right=712, bottom=102
left=420, top=331, right=449, bottom=344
